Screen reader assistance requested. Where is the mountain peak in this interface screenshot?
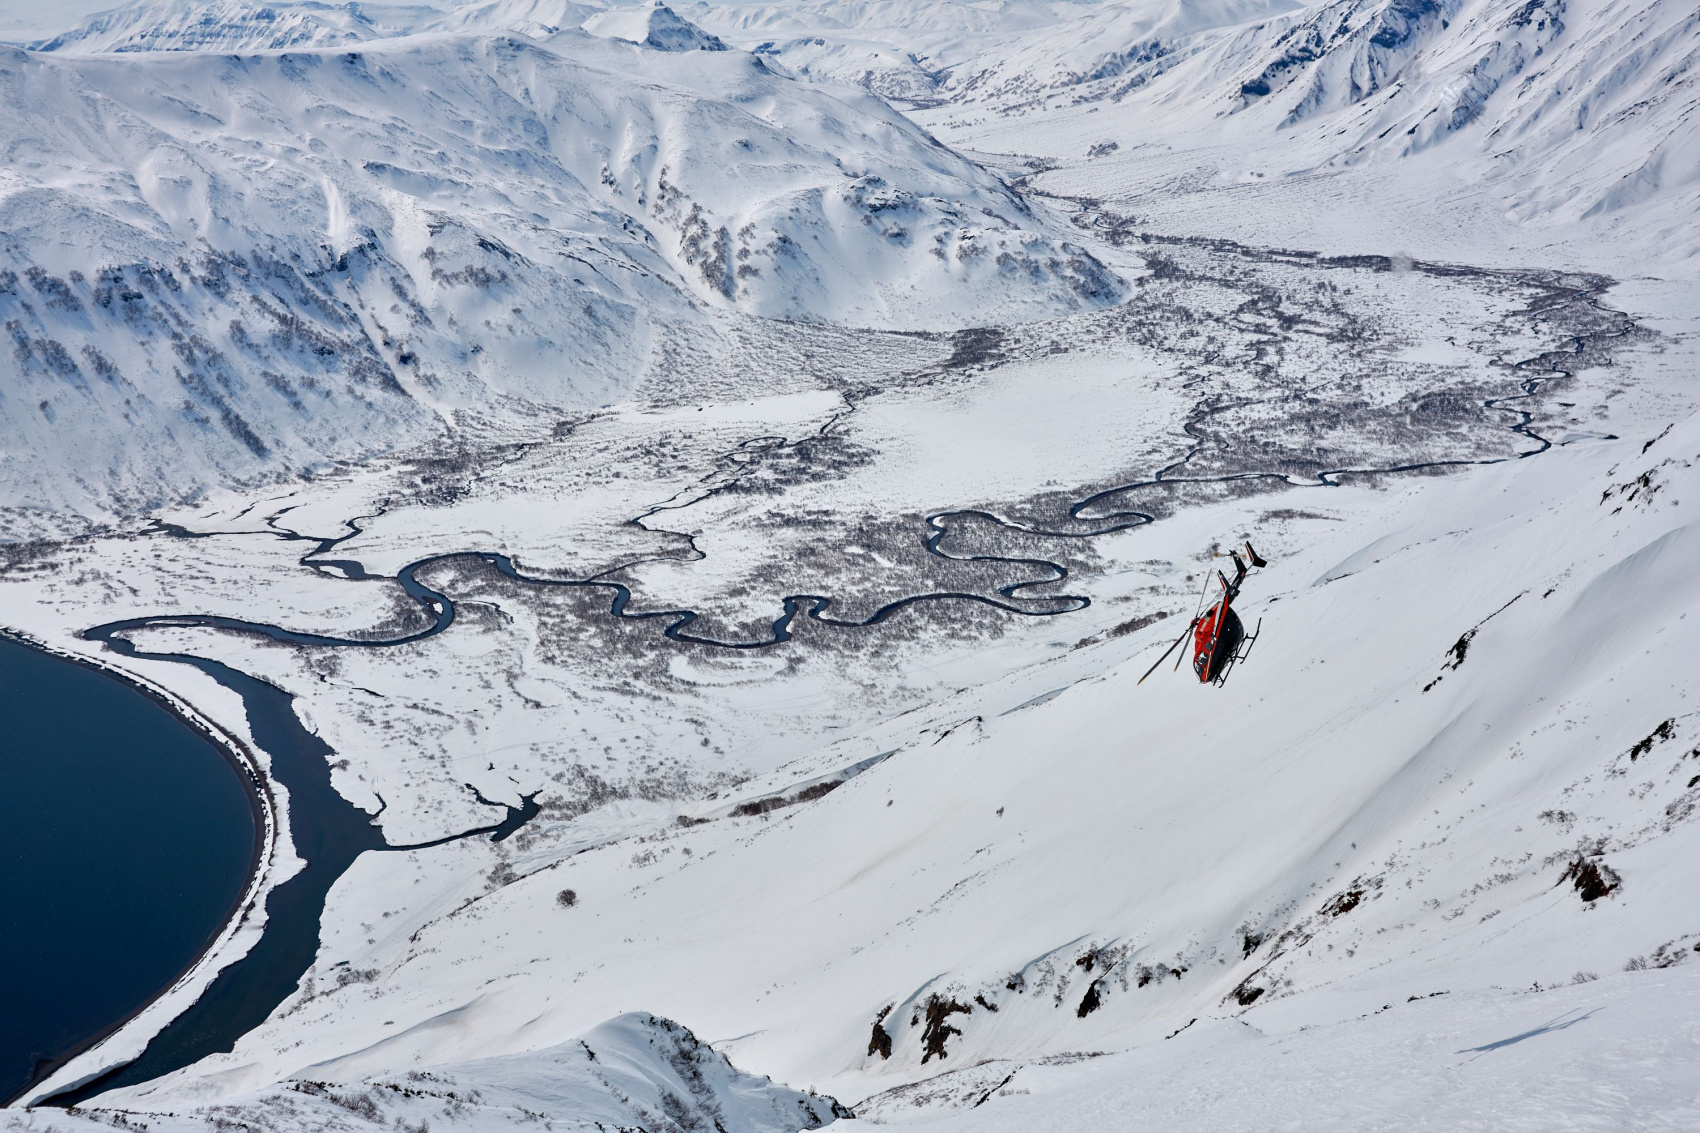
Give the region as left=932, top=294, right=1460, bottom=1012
left=580, top=1, right=729, bottom=51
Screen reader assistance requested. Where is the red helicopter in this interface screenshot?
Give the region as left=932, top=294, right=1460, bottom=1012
left=1139, top=541, right=1268, bottom=687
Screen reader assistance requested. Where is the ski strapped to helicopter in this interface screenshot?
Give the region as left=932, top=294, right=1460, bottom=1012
left=1138, top=541, right=1269, bottom=688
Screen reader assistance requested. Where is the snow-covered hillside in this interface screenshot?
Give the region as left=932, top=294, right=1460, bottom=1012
left=681, top=0, right=1096, bottom=102
left=924, top=0, right=1700, bottom=261
left=23, top=0, right=418, bottom=53
left=584, top=0, right=730, bottom=48
left=12, top=389, right=1698, bottom=1128
left=1, top=7, right=1119, bottom=519
left=2, top=0, right=1696, bottom=1128
left=11, top=1013, right=850, bottom=1131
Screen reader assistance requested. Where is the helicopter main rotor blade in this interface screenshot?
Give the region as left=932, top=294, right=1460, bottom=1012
left=1138, top=618, right=1197, bottom=685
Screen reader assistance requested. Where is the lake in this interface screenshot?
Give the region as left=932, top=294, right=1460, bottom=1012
left=0, top=634, right=257, bottom=1104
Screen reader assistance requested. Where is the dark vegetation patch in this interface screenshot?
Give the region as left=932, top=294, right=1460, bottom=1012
left=1558, top=855, right=1619, bottom=903
left=919, top=995, right=972, bottom=1063
left=1623, top=937, right=1700, bottom=971
left=1600, top=463, right=1672, bottom=512
left=868, top=1005, right=893, bottom=1059
left=1132, top=962, right=1186, bottom=987
left=1231, top=980, right=1266, bottom=1006
left=1321, top=888, right=1366, bottom=917
left=940, top=326, right=1006, bottom=370
left=729, top=778, right=842, bottom=817
left=1090, top=609, right=1171, bottom=645
left=1627, top=719, right=1676, bottom=761
left=1076, top=979, right=1104, bottom=1018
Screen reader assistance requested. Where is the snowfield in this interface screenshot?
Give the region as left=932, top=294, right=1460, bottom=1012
left=2, top=0, right=1698, bottom=1129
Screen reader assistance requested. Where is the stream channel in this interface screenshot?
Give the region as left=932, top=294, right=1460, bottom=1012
left=11, top=627, right=537, bottom=1109
left=19, top=284, right=1624, bottom=1107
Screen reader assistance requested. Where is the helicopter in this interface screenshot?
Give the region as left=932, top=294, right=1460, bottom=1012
left=1138, top=541, right=1268, bottom=688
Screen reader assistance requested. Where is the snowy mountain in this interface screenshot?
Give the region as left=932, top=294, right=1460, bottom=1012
left=0, top=8, right=1120, bottom=518
left=24, top=0, right=429, bottom=52
left=930, top=0, right=1699, bottom=256
left=683, top=0, right=1100, bottom=103
left=582, top=0, right=729, bottom=49
left=14, top=1014, right=849, bottom=1130
left=2, top=0, right=1697, bottom=1128
left=429, top=0, right=609, bottom=38
left=941, top=0, right=1306, bottom=103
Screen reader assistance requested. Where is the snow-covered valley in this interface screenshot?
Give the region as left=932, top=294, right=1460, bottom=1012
left=2, top=0, right=1697, bottom=1128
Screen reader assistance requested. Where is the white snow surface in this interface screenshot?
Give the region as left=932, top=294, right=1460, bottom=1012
left=582, top=1, right=730, bottom=50
left=922, top=0, right=1700, bottom=264
left=2, top=0, right=1698, bottom=1129
left=8, top=1013, right=848, bottom=1131
left=13, top=403, right=1700, bottom=1128
left=0, top=8, right=1120, bottom=517
left=868, top=964, right=1700, bottom=1130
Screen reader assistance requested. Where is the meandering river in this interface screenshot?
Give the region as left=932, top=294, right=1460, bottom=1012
left=9, top=284, right=1622, bottom=1105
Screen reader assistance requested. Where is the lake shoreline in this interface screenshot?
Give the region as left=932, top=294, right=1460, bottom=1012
left=1, top=627, right=280, bottom=1109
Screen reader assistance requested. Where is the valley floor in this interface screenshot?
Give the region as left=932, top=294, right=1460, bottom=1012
left=4, top=3, right=1699, bottom=1126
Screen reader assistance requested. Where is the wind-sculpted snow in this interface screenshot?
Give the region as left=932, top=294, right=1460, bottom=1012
left=0, top=20, right=1121, bottom=516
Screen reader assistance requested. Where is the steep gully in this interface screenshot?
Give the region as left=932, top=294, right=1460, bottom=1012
left=36, top=269, right=1633, bottom=1106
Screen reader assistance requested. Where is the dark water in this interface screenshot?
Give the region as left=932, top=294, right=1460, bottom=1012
left=36, top=625, right=530, bottom=1109
left=0, top=635, right=258, bottom=1105
left=5, top=298, right=1608, bottom=1105
left=40, top=631, right=389, bottom=1107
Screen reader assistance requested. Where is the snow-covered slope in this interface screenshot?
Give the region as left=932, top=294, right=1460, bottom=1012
left=690, top=0, right=1091, bottom=38
left=11, top=1014, right=849, bottom=1131
left=3, top=0, right=1695, bottom=1127
left=430, top=0, right=609, bottom=38
left=749, top=34, right=947, bottom=101
left=683, top=0, right=1097, bottom=102
left=29, top=407, right=1697, bottom=1121
left=943, top=0, right=1305, bottom=103
left=869, top=964, right=1700, bottom=1130
left=25, top=0, right=432, bottom=53
left=0, top=13, right=1120, bottom=518
left=932, top=0, right=1700, bottom=260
